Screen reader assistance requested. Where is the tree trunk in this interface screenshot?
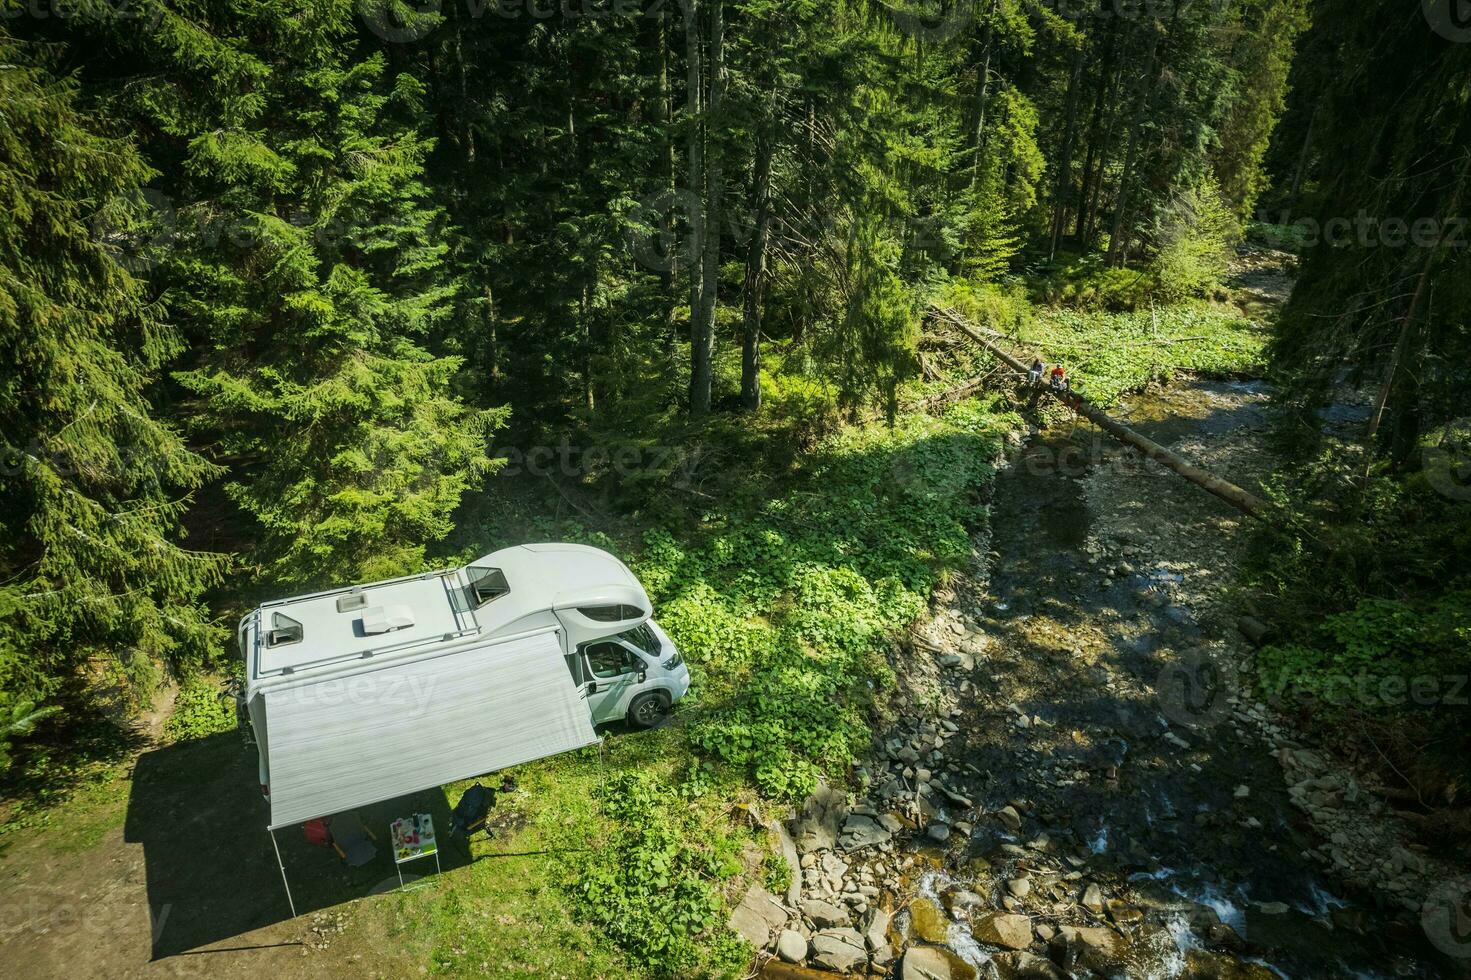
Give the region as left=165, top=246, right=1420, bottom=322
left=684, top=0, right=706, bottom=410
left=938, top=308, right=1272, bottom=521
left=741, top=127, right=773, bottom=412
left=1289, top=96, right=1321, bottom=200
left=1362, top=154, right=1470, bottom=460
left=1106, top=22, right=1163, bottom=268
left=659, top=12, right=678, bottom=355
left=1076, top=15, right=1119, bottom=246
left=970, top=0, right=999, bottom=190
left=1048, top=45, right=1087, bottom=260
left=691, top=0, right=724, bottom=416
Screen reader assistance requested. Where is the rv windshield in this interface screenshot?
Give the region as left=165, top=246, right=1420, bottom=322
left=619, top=624, right=661, bottom=657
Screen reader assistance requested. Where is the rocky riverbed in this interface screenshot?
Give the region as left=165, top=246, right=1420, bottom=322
left=729, top=377, right=1471, bottom=979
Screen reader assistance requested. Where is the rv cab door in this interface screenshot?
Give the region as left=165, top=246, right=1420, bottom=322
left=580, top=640, right=645, bottom=725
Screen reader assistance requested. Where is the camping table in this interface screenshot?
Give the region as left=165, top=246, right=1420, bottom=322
left=389, top=813, right=442, bottom=889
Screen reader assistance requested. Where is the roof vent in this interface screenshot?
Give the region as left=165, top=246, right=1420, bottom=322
left=361, top=604, right=415, bottom=635
left=336, top=592, right=368, bottom=613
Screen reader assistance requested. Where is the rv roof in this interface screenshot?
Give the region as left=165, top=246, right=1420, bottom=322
left=243, top=543, right=650, bottom=687
left=249, top=571, right=475, bottom=682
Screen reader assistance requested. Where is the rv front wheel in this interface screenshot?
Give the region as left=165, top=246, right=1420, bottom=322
left=628, top=692, right=669, bottom=729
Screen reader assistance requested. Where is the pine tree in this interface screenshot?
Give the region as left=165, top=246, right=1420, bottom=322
left=0, top=32, right=227, bottom=706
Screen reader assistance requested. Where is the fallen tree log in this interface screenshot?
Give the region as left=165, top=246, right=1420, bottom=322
left=932, top=307, right=1273, bottom=523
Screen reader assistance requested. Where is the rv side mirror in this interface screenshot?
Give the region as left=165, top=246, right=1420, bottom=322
left=586, top=680, right=598, bottom=695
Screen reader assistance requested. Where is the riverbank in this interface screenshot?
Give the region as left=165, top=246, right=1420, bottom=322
left=754, top=375, right=1468, bottom=978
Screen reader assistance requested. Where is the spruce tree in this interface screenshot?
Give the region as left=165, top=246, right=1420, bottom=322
left=100, top=3, right=507, bottom=586
left=0, top=32, right=227, bottom=707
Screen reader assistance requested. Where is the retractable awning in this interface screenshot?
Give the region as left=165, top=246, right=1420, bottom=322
left=261, top=629, right=598, bottom=829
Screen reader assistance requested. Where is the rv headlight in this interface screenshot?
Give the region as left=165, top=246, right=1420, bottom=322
left=661, top=652, right=683, bottom=671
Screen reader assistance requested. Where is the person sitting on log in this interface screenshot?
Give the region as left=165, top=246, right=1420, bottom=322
left=1028, top=359, right=1045, bottom=384
left=1050, top=364, right=1068, bottom=391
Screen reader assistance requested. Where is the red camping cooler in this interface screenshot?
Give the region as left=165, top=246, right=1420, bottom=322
left=302, top=818, right=331, bottom=847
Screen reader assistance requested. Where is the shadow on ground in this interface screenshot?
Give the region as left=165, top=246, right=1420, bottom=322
left=125, top=733, right=470, bottom=959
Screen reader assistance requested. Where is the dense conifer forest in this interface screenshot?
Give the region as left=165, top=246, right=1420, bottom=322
left=2, top=2, right=1470, bottom=976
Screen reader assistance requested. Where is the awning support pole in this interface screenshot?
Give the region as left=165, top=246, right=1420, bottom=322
left=269, top=828, right=297, bottom=918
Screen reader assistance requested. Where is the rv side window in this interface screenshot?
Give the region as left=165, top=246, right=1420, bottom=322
left=578, top=604, right=645, bottom=623
left=583, top=642, right=639, bottom=678
left=266, top=612, right=303, bottom=648
left=467, top=566, right=510, bottom=607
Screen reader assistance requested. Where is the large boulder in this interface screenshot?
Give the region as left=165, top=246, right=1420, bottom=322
left=901, top=945, right=979, bottom=980
left=809, top=928, right=868, bottom=973
left=972, top=912, right=1033, bottom=950
left=727, top=885, right=787, bottom=949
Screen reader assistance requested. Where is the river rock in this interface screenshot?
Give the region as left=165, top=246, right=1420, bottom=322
left=991, top=950, right=1067, bottom=980
left=776, top=928, right=807, bottom=963
left=941, top=886, right=987, bottom=914
left=1051, top=925, right=1127, bottom=973
left=802, top=898, right=852, bottom=929
left=1081, top=882, right=1104, bottom=913
left=1005, top=877, right=1033, bottom=899
left=1106, top=899, right=1144, bottom=927
left=1179, top=949, right=1278, bottom=979
left=861, top=907, right=890, bottom=951
left=927, top=823, right=952, bottom=843
left=908, top=896, right=951, bottom=943
left=771, top=820, right=803, bottom=906
left=840, top=813, right=891, bottom=852
left=727, top=885, right=788, bottom=948
left=792, top=781, right=850, bottom=854
left=973, top=912, right=1033, bottom=950
left=810, top=928, right=868, bottom=973
left=996, top=805, right=1023, bottom=832
left=901, top=945, right=979, bottom=980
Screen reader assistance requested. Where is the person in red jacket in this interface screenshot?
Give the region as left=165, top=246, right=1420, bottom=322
left=1050, top=364, right=1068, bottom=391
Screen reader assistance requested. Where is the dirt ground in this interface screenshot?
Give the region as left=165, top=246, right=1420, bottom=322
left=0, top=730, right=440, bottom=979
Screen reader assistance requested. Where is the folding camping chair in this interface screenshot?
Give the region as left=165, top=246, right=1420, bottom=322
left=329, top=812, right=379, bottom=867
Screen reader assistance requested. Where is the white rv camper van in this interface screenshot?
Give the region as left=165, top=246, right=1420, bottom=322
left=238, top=543, right=690, bottom=829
